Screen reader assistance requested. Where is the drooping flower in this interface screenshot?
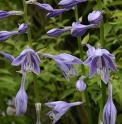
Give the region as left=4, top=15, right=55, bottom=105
left=84, top=44, right=118, bottom=84
left=46, top=28, right=70, bottom=37
left=103, top=82, right=117, bottom=124
left=88, top=11, right=102, bottom=24
left=71, top=21, right=96, bottom=37
left=0, top=51, right=14, bottom=62
left=18, top=23, right=28, bottom=33
left=26, top=0, right=53, bottom=12
left=12, top=47, right=42, bottom=75
left=45, top=101, right=84, bottom=123
left=0, top=10, right=24, bottom=19
left=35, top=103, right=41, bottom=124
left=47, top=8, right=69, bottom=17
left=76, top=76, right=86, bottom=92
left=15, top=73, right=28, bottom=116
left=42, top=53, right=82, bottom=81
left=58, top=0, right=87, bottom=9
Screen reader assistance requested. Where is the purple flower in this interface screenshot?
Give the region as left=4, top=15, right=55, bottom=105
left=58, top=0, right=87, bottom=9
left=18, top=23, right=28, bottom=33
left=76, top=76, right=86, bottom=92
left=103, top=82, right=117, bottom=124
left=42, top=53, right=82, bottom=81
left=46, top=28, right=70, bottom=37
left=15, top=73, right=28, bottom=116
left=71, top=21, right=96, bottom=37
left=84, top=44, right=118, bottom=84
left=45, top=101, right=83, bottom=123
left=0, top=10, right=24, bottom=19
left=26, top=1, right=53, bottom=12
left=0, top=31, right=19, bottom=42
left=12, top=47, right=42, bottom=75
left=88, top=11, right=102, bottom=24
left=47, top=8, right=69, bottom=17
left=0, top=51, right=14, bottom=62
left=35, top=103, right=41, bottom=124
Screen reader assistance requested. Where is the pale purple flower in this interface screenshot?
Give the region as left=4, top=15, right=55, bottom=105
left=0, top=10, right=24, bottom=19
left=76, top=76, right=86, bottom=92
left=45, top=101, right=83, bottom=123
left=71, top=21, right=96, bottom=37
left=12, top=47, right=42, bottom=75
left=58, top=0, right=87, bottom=9
left=15, top=73, right=28, bottom=116
left=103, top=82, right=117, bottom=124
left=0, top=51, right=14, bottom=62
left=47, top=8, right=69, bottom=17
left=42, top=53, right=82, bottom=81
left=26, top=0, right=53, bottom=12
left=46, top=28, right=70, bottom=37
left=0, top=31, right=19, bottom=42
left=18, top=23, right=28, bottom=33
left=88, top=11, right=102, bottom=24
left=35, top=103, right=41, bottom=124
left=84, top=44, right=118, bottom=84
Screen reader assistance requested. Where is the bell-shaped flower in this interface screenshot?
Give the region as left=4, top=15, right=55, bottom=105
left=47, top=8, right=69, bottom=17
left=18, top=23, right=28, bottom=33
left=26, top=0, right=53, bottom=12
left=35, top=103, right=41, bottom=124
left=15, top=73, right=28, bottom=116
left=71, top=21, right=96, bottom=37
left=88, top=11, right=102, bottom=24
left=58, top=0, right=87, bottom=9
left=12, top=47, right=42, bottom=75
left=0, top=51, right=14, bottom=62
left=46, top=28, right=70, bottom=37
left=76, top=76, right=86, bottom=92
left=42, top=53, right=82, bottom=81
left=84, top=44, right=118, bottom=84
left=103, top=82, right=117, bottom=124
left=45, top=101, right=83, bottom=123
left=0, top=10, right=24, bottom=19
left=0, top=31, right=19, bottom=42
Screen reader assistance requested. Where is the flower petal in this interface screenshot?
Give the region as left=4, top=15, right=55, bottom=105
left=89, top=57, right=98, bottom=78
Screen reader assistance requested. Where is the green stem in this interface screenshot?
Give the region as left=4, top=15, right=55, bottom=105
left=97, top=0, right=106, bottom=108
left=74, top=5, right=93, bottom=124
left=22, top=0, right=39, bottom=102
left=22, top=0, right=32, bottom=47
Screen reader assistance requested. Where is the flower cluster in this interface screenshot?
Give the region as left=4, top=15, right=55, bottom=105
left=0, top=0, right=118, bottom=124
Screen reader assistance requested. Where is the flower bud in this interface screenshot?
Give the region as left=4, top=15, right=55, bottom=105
left=47, top=9, right=68, bottom=17
left=0, top=31, right=18, bottom=42
left=88, top=11, right=102, bottom=24
left=103, top=82, right=117, bottom=124
left=26, top=1, right=53, bottom=12
left=0, top=10, right=24, bottom=19
left=46, top=28, right=70, bottom=37
left=76, top=76, right=86, bottom=92
left=15, top=74, right=28, bottom=116
left=35, top=103, right=41, bottom=124
left=18, top=23, right=28, bottom=33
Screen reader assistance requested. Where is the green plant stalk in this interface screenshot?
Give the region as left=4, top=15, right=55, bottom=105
left=22, top=0, right=39, bottom=102
left=97, top=0, right=106, bottom=108
left=22, top=0, right=32, bottom=47
left=74, top=5, right=93, bottom=124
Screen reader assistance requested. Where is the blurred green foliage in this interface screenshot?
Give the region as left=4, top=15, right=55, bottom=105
left=0, top=0, right=122, bottom=124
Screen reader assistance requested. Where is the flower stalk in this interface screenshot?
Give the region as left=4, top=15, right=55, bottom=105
left=74, top=5, right=93, bottom=124
left=97, top=0, right=106, bottom=108
left=22, top=0, right=40, bottom=103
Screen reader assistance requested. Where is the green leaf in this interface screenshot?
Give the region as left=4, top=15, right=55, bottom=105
left=61, top=88, right=75, bottom=99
